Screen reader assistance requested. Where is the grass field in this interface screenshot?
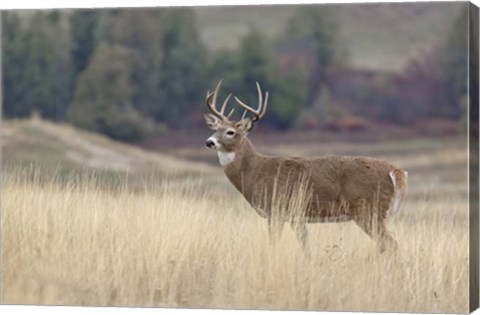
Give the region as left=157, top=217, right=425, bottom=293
left=1, top=119, right=470, bottom=312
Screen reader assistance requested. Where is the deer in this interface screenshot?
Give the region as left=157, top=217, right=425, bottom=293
left=204, top=80, right=408, bottom=252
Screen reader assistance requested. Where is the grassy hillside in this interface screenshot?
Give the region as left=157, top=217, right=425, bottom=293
left=195, top=2, right=464, bottom=71
left=2, top=118, right=216, bottom=179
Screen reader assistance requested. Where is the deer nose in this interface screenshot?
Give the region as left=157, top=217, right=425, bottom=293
left=205, top=139, right=215, bottom=148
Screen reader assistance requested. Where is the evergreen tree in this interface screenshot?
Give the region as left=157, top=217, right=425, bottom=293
left=237, top=28, right=276, bottom=125
left=3, top=12, right=34, bottom=117
left=209, top=49, right=242, bottom=95
left=283, top=6, right=342, bottom=106
left=434, top=5, right=468, bottom=119
left=108, top=9, right=164, bottom=117
left=237, top=28, right=306, bottom=129
left=156, top=8, right=207, bottom=127
left=70, top=10, right=99, bottom=78
left=3, top=12, right=72, bottom=120
left=67, top=43, right=147, bottom=141
left=270, top=68, right=307, bottom=129
left=239, top=28, right=275, bottom=96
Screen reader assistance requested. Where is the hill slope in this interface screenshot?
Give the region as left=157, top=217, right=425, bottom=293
left=2, top=118, right=215, bottom=176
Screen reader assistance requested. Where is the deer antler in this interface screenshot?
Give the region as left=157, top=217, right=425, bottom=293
left=206, top=80, right=234, bottom=121
left=234, top=82, right=269, bottom=124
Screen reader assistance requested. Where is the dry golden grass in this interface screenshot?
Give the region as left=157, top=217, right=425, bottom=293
left=1, top=164, right=469, bottom=313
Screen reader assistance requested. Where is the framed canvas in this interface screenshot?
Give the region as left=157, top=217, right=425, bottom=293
left=1, top=1, right=479, bottom=313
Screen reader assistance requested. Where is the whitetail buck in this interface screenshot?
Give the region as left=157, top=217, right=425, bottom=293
left=204, top=80, right=408, bottom=252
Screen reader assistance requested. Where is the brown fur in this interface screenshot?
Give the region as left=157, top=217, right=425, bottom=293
left=205, top=88, right=408, bottom=252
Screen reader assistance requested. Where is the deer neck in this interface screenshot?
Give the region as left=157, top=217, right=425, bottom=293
left=222, top=137, right=260, bottom=185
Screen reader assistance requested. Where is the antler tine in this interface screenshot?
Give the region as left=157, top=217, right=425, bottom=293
left=234, top=97, right=261, bottom=121
left=220, top=93, right=232, bottom=115
left=256, top=82, right=263, bottom=120
left=206, top=92, right=221, bottom=118
left=261, top=91, right=269, bottom=117
left=212, top=79, right=222, bottom=108
left=206, top=80, right=231, bottom=121
left=234, top=82, right=269, bottom=123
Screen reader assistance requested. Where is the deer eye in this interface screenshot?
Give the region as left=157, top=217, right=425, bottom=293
left=226, top=130, right=235, bottom=136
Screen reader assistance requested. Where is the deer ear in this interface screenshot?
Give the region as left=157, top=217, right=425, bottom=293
left=204, top=113, right=221, bottom=130
left=236, top=118, right=253, bottom=133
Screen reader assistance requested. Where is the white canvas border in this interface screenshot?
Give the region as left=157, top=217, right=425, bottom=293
left=0, top=0, right=478, bottom=10
left=1, top=1, right=478, bottom=315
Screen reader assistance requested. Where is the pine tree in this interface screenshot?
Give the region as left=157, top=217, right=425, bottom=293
left=70, top=10, right=99, bottom=78
left=283, top=5, right=342, bottom=106
left=3, top=12, right=73, bottom=120
left=156, top=8, right=207, bottom=127
left=434, top=5, right=468, bottom=119
left=108, top=9, right=164, bottom=117
left=238, top=28, right=306, bottom=129
left=67, top=43, right=147, bottom=141
left=3, top=12, right=34, bottom=117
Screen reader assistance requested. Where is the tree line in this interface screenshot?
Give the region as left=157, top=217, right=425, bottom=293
left=2, top=6, right=468, bottom=141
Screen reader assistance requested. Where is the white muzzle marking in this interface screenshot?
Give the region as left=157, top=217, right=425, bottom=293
left=206, top=136, right=220, bottom=150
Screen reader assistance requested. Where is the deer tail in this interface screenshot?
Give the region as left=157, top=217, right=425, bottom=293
left=388, top=169, right=408, bottom=216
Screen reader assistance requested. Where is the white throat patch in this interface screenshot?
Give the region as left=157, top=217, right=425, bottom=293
left=217, top=151, right=236, bottom=167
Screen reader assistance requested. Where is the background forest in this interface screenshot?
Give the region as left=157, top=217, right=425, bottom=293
left=2, top=2, right=468, bottom=141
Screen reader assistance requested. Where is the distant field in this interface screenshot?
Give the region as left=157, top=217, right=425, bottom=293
left=195, top=2, right=463, bottom=71
left=1, top=119, right=469, bottom=311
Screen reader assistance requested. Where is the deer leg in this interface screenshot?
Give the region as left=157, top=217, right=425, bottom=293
left=267, top=216, right=284, bottom=246
left=291, top=222, right=311, bottom=257
left=354, top=217, right=397, bottom=253
left=375, top=223, right=398, bottom=253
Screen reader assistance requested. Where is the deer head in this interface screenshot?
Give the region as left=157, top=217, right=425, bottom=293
left=204, top=80, right=268, bottom=153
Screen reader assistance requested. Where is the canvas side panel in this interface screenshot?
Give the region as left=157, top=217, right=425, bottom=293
left=469, top=2, right=479, bottom=313
left=0, top=9, right=3, bottom=305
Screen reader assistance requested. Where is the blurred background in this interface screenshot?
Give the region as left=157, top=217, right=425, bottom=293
left=2, top=2, right=468, bottom=180
left=1, top=2, right=468, bottom=167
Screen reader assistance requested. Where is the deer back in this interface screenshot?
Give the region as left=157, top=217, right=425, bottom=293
left=225, top=152, right=406, bottom=220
